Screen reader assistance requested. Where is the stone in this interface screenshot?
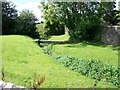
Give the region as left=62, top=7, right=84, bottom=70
left=101, top=25, right=120, bottom=46
left=4, top=82, right=14, bottom=88
left=0, top=80, right=7, bottom=89
left=0, top=80, right=25, bottom=89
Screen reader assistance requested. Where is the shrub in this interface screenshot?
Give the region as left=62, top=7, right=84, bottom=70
left=53, top=55, right=120, bottom=87
left=36, top=23, right=49, bottom=39
left=42, top=44, right=53, bottom=55
left=69, top=16, right=103, bottom=41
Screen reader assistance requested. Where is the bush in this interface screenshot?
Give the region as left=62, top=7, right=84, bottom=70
left=42, top=44, right=53, bottom=55
left=53, top=55, right=120, bottom=87
left=69, top=16, right=103, bottom=41
left=36, top=23, right=49, bottom=39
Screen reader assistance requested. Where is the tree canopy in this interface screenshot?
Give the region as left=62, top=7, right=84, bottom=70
left=39, top=2, right=65, bottom=35
left=15, top=10, right=39, bottom=38
left=2, top=1, right=39, bottom=38
left=39, top=2, right=116, bottom=41
left=2, top=1, right=18, bottom=35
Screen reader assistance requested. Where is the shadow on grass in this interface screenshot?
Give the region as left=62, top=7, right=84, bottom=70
left=66, top=41, right=120, bottom=51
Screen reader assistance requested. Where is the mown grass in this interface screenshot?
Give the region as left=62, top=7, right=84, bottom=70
left=1, top=35, right=117, bottom=88
left=49, top=35, right=119, bottom=66
left=49, top=34, right=70, bottom=41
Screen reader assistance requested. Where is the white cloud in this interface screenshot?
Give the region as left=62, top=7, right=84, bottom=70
left=15, top=2, right=44, bottom=22
left=116, top=0, right=120, bottom=10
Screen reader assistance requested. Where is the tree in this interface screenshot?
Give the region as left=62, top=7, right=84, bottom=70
left=50, top=2, right=103, bottom=41
left=40, top=2, right=116, bottom=41
left=15, top=10, right=39, bottom=38
left=116, top=10, right=120, bottom=25
left=100, top=2, right=116, bottom=25
left=2, top=1, right=18, bottom=35
left=117, top=1, right=120, bottom=26
left=39, top=2, right=65, bottom=35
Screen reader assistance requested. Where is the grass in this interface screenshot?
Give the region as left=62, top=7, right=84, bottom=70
left=49, top=34, right=70, bottom=41
left=1, top=35, right=117, bottom=88
left=49, top=35, right=119, bottom=66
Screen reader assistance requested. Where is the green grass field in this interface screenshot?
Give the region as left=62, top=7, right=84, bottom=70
left=49, top=34, right=70, bottom=41
left=1, top=35, right=117, bottom=88
left=49, top=35, right=118, bottom=66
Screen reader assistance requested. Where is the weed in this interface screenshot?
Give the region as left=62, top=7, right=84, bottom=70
left=2, top=67, right=4, bottom=81
left=42, top=44, right=54, bottom=55
left=29, top=72, right=45, bottom=90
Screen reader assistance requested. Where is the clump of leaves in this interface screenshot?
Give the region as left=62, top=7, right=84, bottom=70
left=42, top=44, right=53, bottom=55
left=36, top=23, right=49, bottom=39
left=29, top=72, right=45, bottom=90
left=53, top=55, right=120, bottom=87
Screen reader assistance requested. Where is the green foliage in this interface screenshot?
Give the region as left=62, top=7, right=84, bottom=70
left=57, top=2, right=116, bottom=41
left=69, top=16, right=103, bottom=41
left=40, top=2, right=116, bottom=41
left=100, top=2, right=116, bottom=25
left=39, top=2, right=65, bottom=35
left=15, top=10, right=39, bottom=38
left=2, top=1, right=40, bottom=38
left=2, top=1, right=18, bottom=35
left=116, top=10, right=120, bottom=25
left=2, top=35, right=117, bottom=88
left=53, top=55, right=120, bottom=87
left=36, top=23, right=49, bottom=39
left=42, top=44, right=53, bottom=55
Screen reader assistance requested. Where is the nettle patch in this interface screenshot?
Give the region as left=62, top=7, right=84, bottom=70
left=52, top=55, right=120, bottom=87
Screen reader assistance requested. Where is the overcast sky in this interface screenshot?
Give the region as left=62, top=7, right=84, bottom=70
left=10, top=0, right=120, bottom=22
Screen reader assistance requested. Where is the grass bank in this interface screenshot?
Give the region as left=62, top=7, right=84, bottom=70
left=1, top=35, right=117, bottom=88
left=49, top=35, right=118, bottom=66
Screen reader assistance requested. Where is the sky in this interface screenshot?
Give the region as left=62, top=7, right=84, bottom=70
left=9, top=0, right=120, bottom=22
left=11, top=0, right=44, bottom=22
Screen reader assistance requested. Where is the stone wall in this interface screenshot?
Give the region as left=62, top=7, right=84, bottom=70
left=101, top=26, right=120, bottom=46
left=62, top=25, right=120, bottom=46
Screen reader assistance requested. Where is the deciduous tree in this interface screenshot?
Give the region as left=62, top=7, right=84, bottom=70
left=15, top=10, right=39, bottom=38
left=39, top=2, right=116, bottom=41
left=2, top=1, right=18, bottom=34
